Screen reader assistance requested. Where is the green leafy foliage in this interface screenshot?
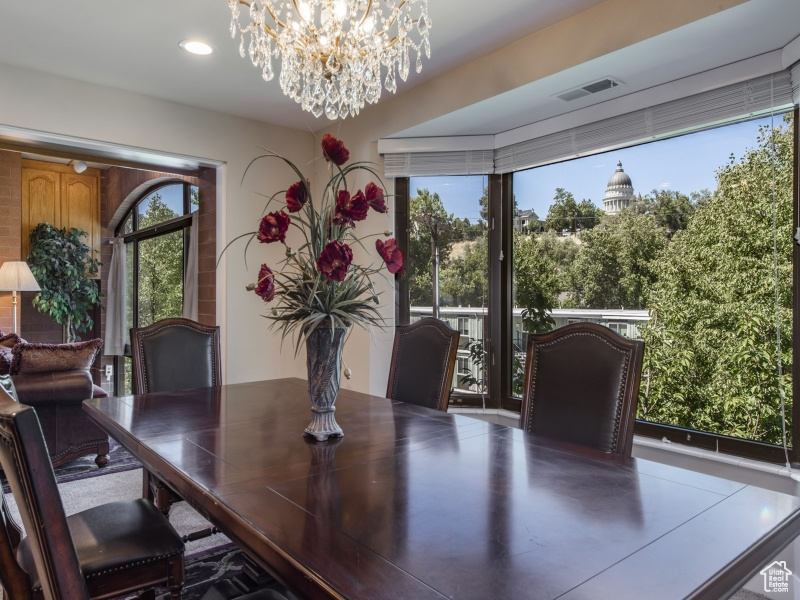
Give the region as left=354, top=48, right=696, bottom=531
left=513, top=232, right=558, bottom=333
left=544, top=188, right=602, bottom=232
left=136, top=194, right=184, bottom=327
left=27, top=223, right=101, bottom=342
left=567, top=210, right=667, bottom=309
left=409, top=188, right=456, bottom=306
left=638, top=119, right=794, bottom=444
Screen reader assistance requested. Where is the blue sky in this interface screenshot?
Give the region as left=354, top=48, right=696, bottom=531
left=410, top=116, right=779, bottom=222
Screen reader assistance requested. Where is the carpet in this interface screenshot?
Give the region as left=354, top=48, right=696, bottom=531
left=2, top=438, right=141, bottom=493
left=142, top=544, right=293, bottom=600
left=52, top=437, right=141, bottom=483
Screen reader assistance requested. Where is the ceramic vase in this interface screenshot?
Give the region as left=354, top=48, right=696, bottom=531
left=304, top=325, right=347, bottom=441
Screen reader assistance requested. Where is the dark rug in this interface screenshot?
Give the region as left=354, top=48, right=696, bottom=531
left=117, top=544, right=291, bottom=600
left=3, top=438, right=141, bottom=492
left=52, top=438, right=141, bottom=484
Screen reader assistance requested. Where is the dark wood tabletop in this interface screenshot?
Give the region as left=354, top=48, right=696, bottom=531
left=84, top=378, right=800, bottom=600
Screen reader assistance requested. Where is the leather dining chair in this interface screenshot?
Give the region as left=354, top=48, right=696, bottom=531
left=0, top=377, right=185, bottom=600
left=386, top=318, right=460, bottom=412
left=520, top=322, right=644, bottom=456
left=131, top=317, right=221, bottom=521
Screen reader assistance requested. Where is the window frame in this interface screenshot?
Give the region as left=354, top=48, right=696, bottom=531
left=394, top=105, right=800, bottom=464
left=112, top=181, right=196, bottom=394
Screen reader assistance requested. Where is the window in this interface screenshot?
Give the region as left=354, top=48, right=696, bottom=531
left=115, top=181, right=198, bottom=394
left=396, top=105, right=798, bottom=462
left=511, top=113, right=795, bottom=457
left=406, top=175, right=489, bottom=397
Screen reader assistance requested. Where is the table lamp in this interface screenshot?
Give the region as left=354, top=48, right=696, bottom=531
left=0, top=261, right=41, bottom=334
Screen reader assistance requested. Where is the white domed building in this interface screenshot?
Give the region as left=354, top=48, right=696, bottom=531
left=603, top=161, right=635, bottom=215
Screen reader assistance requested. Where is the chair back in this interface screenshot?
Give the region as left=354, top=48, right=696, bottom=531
left=386, top=318, right=460, bottom=412
left=131, top=317, right=221, bottom=394
left=520, top=322, right=644, bottom=456
left=0, top=384, right=89, bottom=600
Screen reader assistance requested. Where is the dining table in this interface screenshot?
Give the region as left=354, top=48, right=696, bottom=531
left=83, top=377, right=800, bottom=600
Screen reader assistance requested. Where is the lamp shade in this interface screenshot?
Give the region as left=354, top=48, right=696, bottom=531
left=0, top=261, right=41, bottom=292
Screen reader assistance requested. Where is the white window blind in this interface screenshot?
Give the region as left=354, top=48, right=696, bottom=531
left=382, top=71, right=793, bottom=178
left=494, top=71, right=793, bottom=174
left=383, top=150, right=495, bottom=178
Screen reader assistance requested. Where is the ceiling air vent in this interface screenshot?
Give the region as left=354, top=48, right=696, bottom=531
left=555, top=77, right=622, bottom=102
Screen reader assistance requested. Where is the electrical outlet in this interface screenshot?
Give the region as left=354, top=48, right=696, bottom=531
left=105, top=365, right=113, bottom=381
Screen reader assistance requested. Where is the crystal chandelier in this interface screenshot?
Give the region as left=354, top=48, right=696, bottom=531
left=227, top=0, right=431, bottom=120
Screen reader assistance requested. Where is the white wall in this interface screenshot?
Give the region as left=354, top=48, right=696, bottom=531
left=0, top=0, right=751, bottom=396
left=0, top=62, right=314, bottom=385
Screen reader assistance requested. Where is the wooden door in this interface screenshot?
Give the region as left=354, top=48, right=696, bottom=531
left=61, top=172, right=100, bottom=261
left=21, top=160, right=101, bottom=275
left=21, top=167, right=61, bottom=260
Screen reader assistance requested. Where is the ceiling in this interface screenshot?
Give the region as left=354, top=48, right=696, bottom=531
left=0, top=0, right=798, bottom=141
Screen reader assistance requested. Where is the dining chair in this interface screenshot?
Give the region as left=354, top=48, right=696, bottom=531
left=520, top=322, right=644, bottom=456
left=386, top=318, right=460, bottom=412
left=131, top=317, right=221, bottom=523
left=0, top=377, right=185, bottom=600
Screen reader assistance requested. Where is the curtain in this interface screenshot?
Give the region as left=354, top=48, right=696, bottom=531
left=183, top=211, right=199, bottom=321
left=104, top=238, right=127, bottom=355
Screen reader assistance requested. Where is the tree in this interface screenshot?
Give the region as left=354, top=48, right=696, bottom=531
left=567, top=211, right=666, bottom=309
left=513, top=232, right=559, bottom=333
left=27, top=223, right=101, bottom=342
left=544, top=188, right=602, bottom=232
left=440, top=238, right=488, bottom=307
left=137, top=194, right=184, bottom=326
left=628, top=189, right=696, bottom=235
left=639, top=118, right=793, bottom=444
left=537, top=230, right=579, bottom=296
left=408, top=188, right=456, bottom=307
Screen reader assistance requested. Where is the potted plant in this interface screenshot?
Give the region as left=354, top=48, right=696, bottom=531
left=27, top=223, right=101, bottom=343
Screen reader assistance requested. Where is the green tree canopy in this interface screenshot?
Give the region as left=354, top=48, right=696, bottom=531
left=440, top=238, right=488, bottom=307
left=513, top=232, right=559, bottom=333
left=409, top=188, right=456, bottom=306
left=567, top=210, right=667, bottom=309
left=628, top=189, right=696, bottom=235
left=639, top=118, right=793, bottom=444
left=137, top=194, right=184, bottom=326
left=544, top=188, right=602, bottom=232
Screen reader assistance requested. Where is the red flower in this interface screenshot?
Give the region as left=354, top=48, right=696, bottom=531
left=317, top=241, right=353, bottom=282
left=254, top=264, right=275, bottom=302
left=285, top=180, right=309, bottom=213
left=376, top=238, right=405, bottom=275
left=257, top=211, right=290, bottom=243
left=334, top=189, right=369, bottom=225
left=321, top=133, right=350, bottom=166
left=365, top=182, right=387, bottom=213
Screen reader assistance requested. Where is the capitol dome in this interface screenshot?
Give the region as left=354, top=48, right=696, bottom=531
left=603, top=161, right=634, bottom=215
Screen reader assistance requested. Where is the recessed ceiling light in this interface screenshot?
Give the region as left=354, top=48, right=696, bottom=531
left=179, top=40, right=213, bottom=56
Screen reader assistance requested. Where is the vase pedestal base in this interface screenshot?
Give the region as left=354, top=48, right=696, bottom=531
left=304, top=406, right=344, bottom=442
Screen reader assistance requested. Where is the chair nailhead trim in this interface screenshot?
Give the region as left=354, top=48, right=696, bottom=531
left=83, top=549, right=185, bottom=579
left=527, top=331, right=630, bottom=453
left=137, top=323, right=218, bottom=393
left=392, top=324, right=455, bottom=407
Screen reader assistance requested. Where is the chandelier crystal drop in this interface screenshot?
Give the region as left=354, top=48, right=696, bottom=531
left=227, top=0, right=431, bottom=120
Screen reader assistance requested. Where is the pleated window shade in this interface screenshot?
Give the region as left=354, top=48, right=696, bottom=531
left=383, top=150, right=495, bottom=178
left=383, top=70, right=796, bottom=178
left=494, top=71, right=793, bottom=174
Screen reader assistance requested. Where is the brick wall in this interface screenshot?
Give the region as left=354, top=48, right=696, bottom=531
left=197, top=167, right=217, bottom=327
left=0, top=150, right=22, bottom=334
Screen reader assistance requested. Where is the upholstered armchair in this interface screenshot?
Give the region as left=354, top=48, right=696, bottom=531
left=0, top=333, right=109, bottom=467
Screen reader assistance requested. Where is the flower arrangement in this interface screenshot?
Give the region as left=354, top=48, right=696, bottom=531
left=233, top=134, right=405, bottom=353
